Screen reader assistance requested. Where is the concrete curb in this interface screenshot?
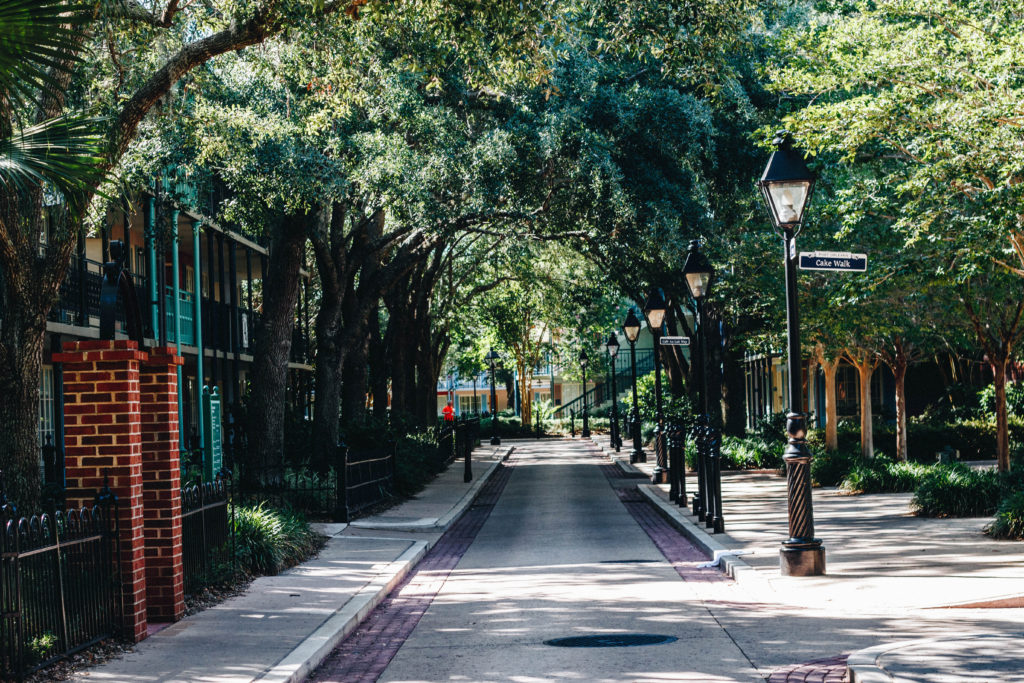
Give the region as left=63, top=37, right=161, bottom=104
left=434, top=446, right=514, bottom=530
left=351, top=446, right=514, bottom=532
left=635, top=484, right=773, bottom=591
left=255, top=540, right=428, bottom=683
left=256, top=444, right=515, bottom=683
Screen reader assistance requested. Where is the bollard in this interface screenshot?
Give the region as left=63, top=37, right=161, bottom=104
left=668, top=423, right=683, bottom=503
left=571, top=409, right=576, bottom=437
left=462, top=420, right=473, bottom=482
left=692, top=420, right=707, bottom=520
left=535, top=410, right=542, bottom=439
left=708, top=426, right=724, bottom=533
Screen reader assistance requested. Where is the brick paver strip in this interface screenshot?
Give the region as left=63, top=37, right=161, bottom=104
left=596, top=445, right=849, bottom=682
left=309, top=452, right=518, bottom=683
left=765, top=655, right=849, bottom=682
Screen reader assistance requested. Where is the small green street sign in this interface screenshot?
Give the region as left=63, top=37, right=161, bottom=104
left=203, top=386, right=223, bottom=480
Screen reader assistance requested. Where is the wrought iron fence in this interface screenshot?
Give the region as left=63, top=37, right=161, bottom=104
left=181, top=476, right=232, bottom=593
left=338, top=441, right=397, bottom=522
left=1, top=484, right=120, bottom=680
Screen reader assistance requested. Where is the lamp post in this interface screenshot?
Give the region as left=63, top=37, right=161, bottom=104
left=486, top=349, right=501, bottom=446
left=606, top=333, right=621, bottom=453
left=579, top=349, right=590, bottom=438
left=577, top=350, right=593, bottom=440
left=758, top=130, right=825, bottom=576
left=622, top=309, right=645, bottom=463
left=643, top=288, right=668, bottom=485
left=682, top=239, right=721, bottom=532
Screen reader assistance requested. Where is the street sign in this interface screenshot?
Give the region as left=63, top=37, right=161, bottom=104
left=798, top=251, right=867, bottom=272
left=659, top=336, right=690, bottom=346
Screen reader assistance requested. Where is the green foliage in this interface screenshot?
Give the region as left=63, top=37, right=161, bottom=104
left=27, top=632, right=57, bottom=665
left=978, top=382, right=1024, bottom=419
left=719, top=435, right=784, bottom=470
left=394, top=429, right=448, bottom=498
left=839, top=456, right=930, bottom=494
left=911, top=465, right=1002, bottom=518
left=624, top=372, right=693, bottom=425
left=986, top=491, right=1024, bottom=540
left=810, top=446, right=862, bottom=488
left=231, top=503, right=322, bottom=577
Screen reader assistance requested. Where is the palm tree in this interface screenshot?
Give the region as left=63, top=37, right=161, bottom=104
left=0, top=0, right=102, bottom=201
left=0, top=0, right=102, bottom=505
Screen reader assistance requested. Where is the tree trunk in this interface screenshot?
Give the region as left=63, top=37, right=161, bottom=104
left=0, top=309, right=48, bottom=506
left=341, top=332, right=369, bottom=425
left=993, top=359, right=1011, bottom=472
left=721, top=343, right=746, bottom=437
left=846, top=351, right=877, bottom=459
left=247, top=213, right=307, bottom=470
left=518, top=360, right=532, bottom=427
left=368, top=308, right=390, bottom=421
left=892, top=359, right=909, bottom=462
left=823, top=360, right=839, bottom=451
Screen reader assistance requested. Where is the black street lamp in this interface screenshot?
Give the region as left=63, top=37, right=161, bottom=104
left=682, top=239, right=722, bottom=533
left=622, top=308, right=645, bottom=463
left=758, top=130, right=825, bottom=576
left=606, top=333, right=621, bottom=453
left=486, top=349, right=501, bottom=446
left=643, top=288, right=668, bottom=484
left=579, top=349, right=590, bottom=438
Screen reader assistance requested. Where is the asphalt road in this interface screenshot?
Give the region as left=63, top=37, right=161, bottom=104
left=374, top=439, right=761, bottom=682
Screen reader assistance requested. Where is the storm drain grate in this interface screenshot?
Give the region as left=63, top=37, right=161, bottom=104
left=544, top=634, right=678, bottom=648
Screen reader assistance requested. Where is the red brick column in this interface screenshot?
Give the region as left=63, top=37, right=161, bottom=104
left=140, top=347, right=185, bottom=622
left=55, top=340, right=149, bottom=642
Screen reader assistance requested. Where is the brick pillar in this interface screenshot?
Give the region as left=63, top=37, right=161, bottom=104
left=140, top=347, right=185, bottom=622
left=55, top=340, right=149, bottom=642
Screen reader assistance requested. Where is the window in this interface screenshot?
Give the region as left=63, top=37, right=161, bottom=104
left=459, top=395, right=482, bottom=415
left=38, top=367, right=55, bottom=474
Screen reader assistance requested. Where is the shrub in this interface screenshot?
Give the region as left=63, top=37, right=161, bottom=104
left=394, top=429, right=446, bottom=497
left=232, top=503, right=322, bottom=576
left=809, top=446, right=861, bottom=487
left=986, top=491, right=1024, bottom=539
left=839, top=456, right=929, bottom=494
left=911, top=464, right=1002, bottom=517
left=718, top=435, right=784, bottom=470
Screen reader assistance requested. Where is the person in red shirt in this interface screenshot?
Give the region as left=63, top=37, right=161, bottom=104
left=442, top=401, right=455, bottom=422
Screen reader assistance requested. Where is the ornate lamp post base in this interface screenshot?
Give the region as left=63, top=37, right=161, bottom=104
left=780, top=544, right=826, bottom=576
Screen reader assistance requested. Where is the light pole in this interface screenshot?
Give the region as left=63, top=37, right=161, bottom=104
left=486, top=349, right=501, bottom=446
left=758, top=130, right=825, bottom=576
left=643, top=289, right=668, bottom=484
left=622, top=309, right=645, bottom=463
left=682, top=239, right=721, bottom=532
left=606, top=333, right=621, bottom=453
left=579, top=349, right=590, bottom=438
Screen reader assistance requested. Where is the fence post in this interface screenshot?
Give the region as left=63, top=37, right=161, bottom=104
left=335, top=442, right=349, bottom=523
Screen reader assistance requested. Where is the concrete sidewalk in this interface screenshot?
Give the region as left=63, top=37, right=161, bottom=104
left=589, top=435, right=1024, bottom=682
left=75, top=442, right=515, bottom=683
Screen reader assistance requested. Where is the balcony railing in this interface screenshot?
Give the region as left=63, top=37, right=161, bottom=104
left=48, top=257, right=309, bottom=364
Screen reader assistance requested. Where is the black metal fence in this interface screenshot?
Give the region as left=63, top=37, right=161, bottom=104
left=338, top=442, right=397, bottom=522
left=1, top=487, right=120, bottom=679
left=181, top=476, right=232, bottom=592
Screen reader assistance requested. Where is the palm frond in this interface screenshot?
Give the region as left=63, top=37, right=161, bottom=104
left=0, top=114, right=105, bottom=201
left=0, top=0, right=91, bottom=109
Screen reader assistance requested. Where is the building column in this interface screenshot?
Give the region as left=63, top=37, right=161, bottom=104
left=140, top=347, right=186, bottom=623
left=55, top=340, right=149, bottom=642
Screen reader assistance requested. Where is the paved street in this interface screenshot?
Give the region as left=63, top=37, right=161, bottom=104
left=310, top=438, right=1024, bottom=683
left=313, top=440, right=759, bottom=682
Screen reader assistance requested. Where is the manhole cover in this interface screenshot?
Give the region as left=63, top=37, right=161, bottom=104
left=544, top=634, right=678, bottom=648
